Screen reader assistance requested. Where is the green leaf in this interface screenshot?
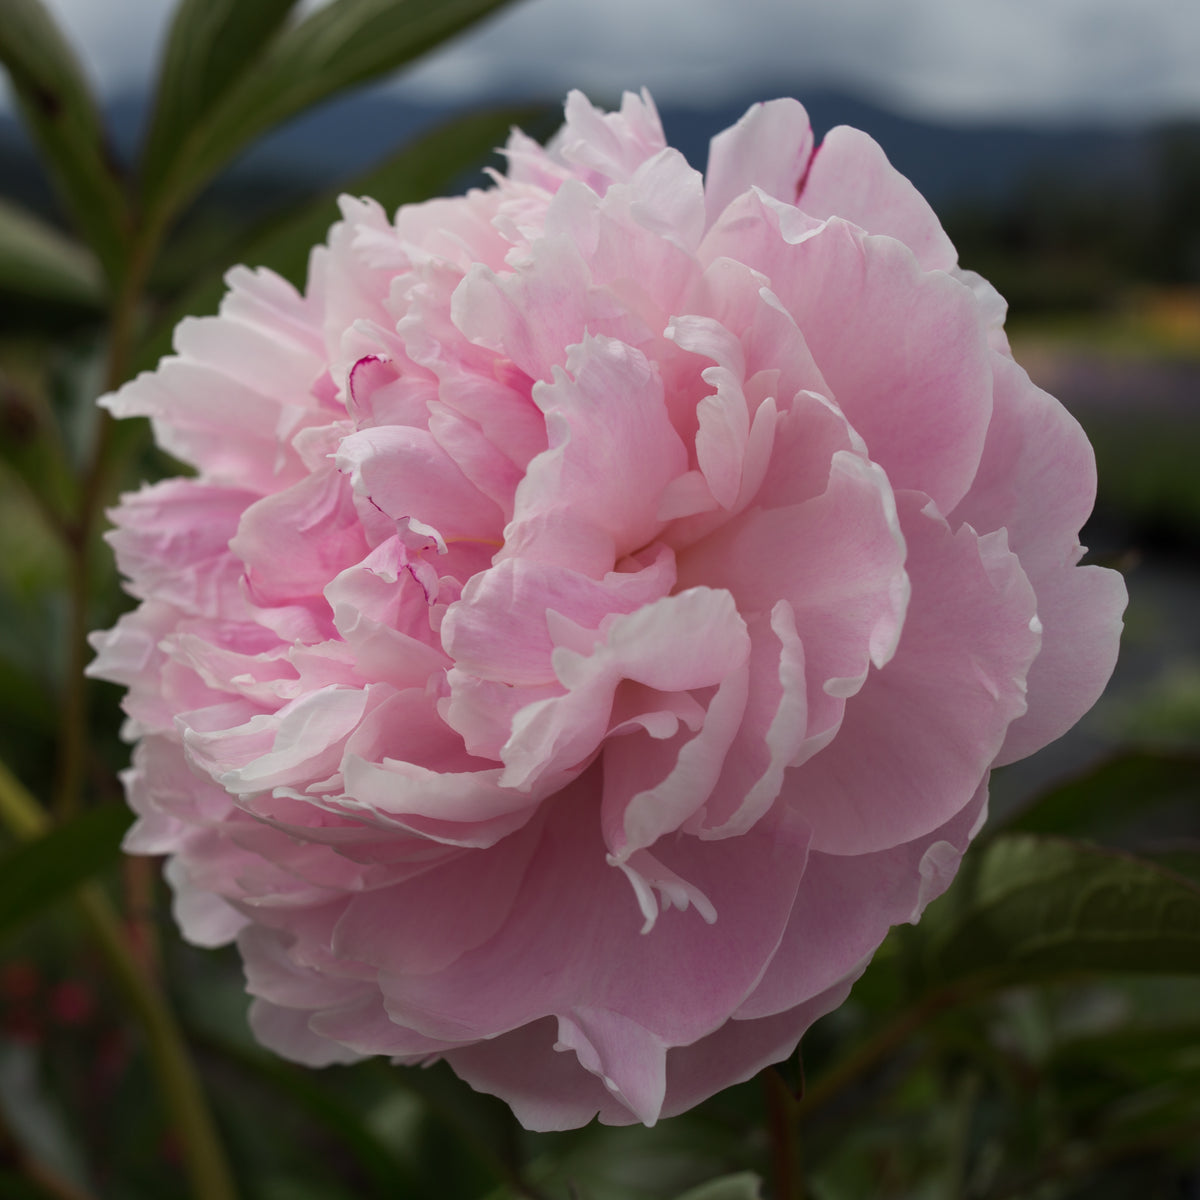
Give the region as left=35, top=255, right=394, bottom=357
left=1152, top=849, right=1200, bottom=883
left=134, top=103, right=547, bottom=375
left=674, top=1174, right=764, bottom=1200
left=922, top=834, right=1200, bottom=985
left=0, top=802, right=132, bottom=938
left=193, top=1038, right=429, bottom=1200
left=0, top=0, right=128, bottom=283
left=1000, top=749, right=1200, bottom=844
left=0, top=196, right=103, bottom=305
left=146, top=0, right=526, bottom=223
left=139, top=0, right=301, bottom=201
left=1052, top=1022, right=1200, bottom=1090
left=0, top=368, right=78, bottom=532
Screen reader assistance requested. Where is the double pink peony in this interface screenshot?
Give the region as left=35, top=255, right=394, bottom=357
left=90, top=92, right=1125, bottom=1129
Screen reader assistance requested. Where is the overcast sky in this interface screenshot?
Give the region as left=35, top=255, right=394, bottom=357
left=7, top=0, right=1200, bottom=127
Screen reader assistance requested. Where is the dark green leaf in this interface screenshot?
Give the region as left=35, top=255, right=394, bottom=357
left=0, top=0, right=128, bottom=282
left=1052, top=1022, right=1200, bottom=1090
left=134, top=104, right=548, bottom=375
left=922, top=834, right=1200, bottom=985
left=1000, top=749, right=1200, bottom=845
left=146, top=0, right=526, bottom=221
left=192, top=1037, right=428, bottom=1200
left=138, top=0, right=301, bottom=201
left=675, top=1174, right=764, bottom=1200
left=1152, top=849, right=1200, bottom=883
left=0, top=196, right=103, bottom=305
left=0, top=801, right=131, bottom=938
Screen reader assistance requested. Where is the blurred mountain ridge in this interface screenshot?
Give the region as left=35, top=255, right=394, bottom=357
left=0, top=85, right=1187, bottom=215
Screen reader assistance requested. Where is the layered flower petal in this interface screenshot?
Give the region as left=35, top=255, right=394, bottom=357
left=91, top=90, right=1124, bottom=1129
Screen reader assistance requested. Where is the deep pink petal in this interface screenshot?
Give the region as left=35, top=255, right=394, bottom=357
left=379, top=777, right=809, bottom=1123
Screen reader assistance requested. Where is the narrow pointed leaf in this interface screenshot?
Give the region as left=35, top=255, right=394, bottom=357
left=0, top=0, right=127, bottom=282
left=0, top=802, right=132, bottom=939
left=0, top=196, right=103, bottom=304
left=922, top=834, right=1200, bottom=985
left=139, top=0, right=301, bottom=199
left=147, top=0, right=525, bottom=220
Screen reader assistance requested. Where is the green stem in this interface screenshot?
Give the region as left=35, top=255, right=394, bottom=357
left=0, top=757, right=47, bottom=838
left=0, top=762, right=237, bottom=1200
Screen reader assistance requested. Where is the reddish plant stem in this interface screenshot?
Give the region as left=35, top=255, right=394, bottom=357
left=763, top=1067, right=804, bottom=1200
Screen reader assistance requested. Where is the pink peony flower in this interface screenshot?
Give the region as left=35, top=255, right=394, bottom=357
left=89, top=91, right=1126, bottom=1129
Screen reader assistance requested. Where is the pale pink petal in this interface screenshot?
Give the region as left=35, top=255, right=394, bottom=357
left=447, top=1017, right=628, bottom=1131
left=678, top=450, right=908, bottom=751
left=704, top=98, right=815, bottom=227
left=692, top=602, right=808, bottom=838
left=90, top=90, right=1124, bottom=1130
left=165, top=857, right=250, bottom=947
left=379, top=779, right=809, bottom=1124
left=756, top=218, right=994, bottom=514
left=332, top=688, right=540, bottom=846
left=249, top=997, right=369, bottom=1067
left=995, top=561, right=1126, bottom=764
left=501, top=335, right=689, bottom=578
left=737, top=782, right=987, bottom=1020
left=336, top=424, right=504, bottom=544
left=331, top=833, right=539, bottom=976
left=658, top=976, right=861, bottom=1123
left=180, top=686, right=369, bottom=797
left=442, top=546, right=675, bottom=686
left=105, top=480, right=254, bottom=618
left=792, top=498, right=1039, bottom=855
left=452, top=238, right=595, bottom=384
left=600, top=657, right=750, bottom=859
left=324, top=537, right=449, bottom=689
left=500, top=588, right=750, bottom=792
left=798, top=125, right=958, bottom=271
left=952, top=353, right=1126, bottom=761
left=230, top=467, right=369, bottom=621
left=549, top=89, right=667, bottom=190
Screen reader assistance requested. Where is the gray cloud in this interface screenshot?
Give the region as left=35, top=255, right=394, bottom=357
left=8, top=0, right=1200, bottom=126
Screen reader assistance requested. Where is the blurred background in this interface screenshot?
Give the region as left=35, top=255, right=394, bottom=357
left=0, top=2, right=1198, bottom=1197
